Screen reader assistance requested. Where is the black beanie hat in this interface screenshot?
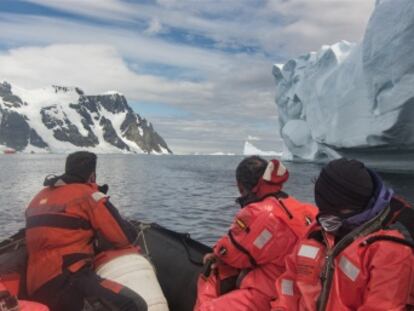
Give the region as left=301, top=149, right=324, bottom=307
left=314, top=158, right=374, bottom=213
left=64, top=151, right=97, bottom=182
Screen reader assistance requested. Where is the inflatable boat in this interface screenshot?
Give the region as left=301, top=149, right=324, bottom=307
left=0, top=221, right=211, bottom=311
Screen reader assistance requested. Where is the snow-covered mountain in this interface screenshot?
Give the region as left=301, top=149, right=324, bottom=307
left=273, top=0, right=414, bottom=170
left=0, top=82, right=172, bottom=154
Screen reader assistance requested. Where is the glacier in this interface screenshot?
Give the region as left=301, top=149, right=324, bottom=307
left=273, top=0, right=414, bottom=171
left=0, top=82, right=172, bottom=154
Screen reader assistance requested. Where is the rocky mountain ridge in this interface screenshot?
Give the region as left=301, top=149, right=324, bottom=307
left=0, top=82, right=172, bottom=154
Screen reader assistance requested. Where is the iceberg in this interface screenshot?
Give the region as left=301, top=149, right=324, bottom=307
left=243, top=141, right=282, bottom=157
left=273, top=0, right=414, bottom=171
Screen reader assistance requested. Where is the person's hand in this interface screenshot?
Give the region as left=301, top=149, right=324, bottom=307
left=202, top=253, right=219, bottom=277
left=98, top=184, right=109, bottom=194
left=203, top=253, right=222, bottom=269
left=203, top=253, right=216, bottom=265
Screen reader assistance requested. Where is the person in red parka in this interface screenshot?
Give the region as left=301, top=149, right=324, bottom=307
left=25, top=151, right=147, bottom=311
left=194, top=156, right=317, bottom=311
left=272, top=158, right=414, bottom=311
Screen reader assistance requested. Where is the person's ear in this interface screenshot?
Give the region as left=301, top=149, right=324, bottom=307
left=89, top=172, right=96, bottom=183
left=237, top=182, right=247, bottom=196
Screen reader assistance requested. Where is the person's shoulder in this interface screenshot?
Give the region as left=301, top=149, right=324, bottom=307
left=59, top=183, right=105, bottom=201
left=269, top=193, right=319, bottom=221
left=244, top=197, right=273, bottom=212
left=280, top=193, right=315, bottom=207
left=59, top=182, right=93, bottom=193
left=81, top=183, right=107, bottom=202
left=27, top=187, right=50, bottom=205
left=360, top=229, right=413, bottom=257
left=367, top=228, right=407, bottom=240
left=90, top=191, right=108, bottom=202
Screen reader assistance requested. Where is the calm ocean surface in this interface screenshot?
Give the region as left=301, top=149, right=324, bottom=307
left=0, top=154, right=413, bottom=245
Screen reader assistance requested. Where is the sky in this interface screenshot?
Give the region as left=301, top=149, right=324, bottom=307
left=0, top=0, right=376, bottom=154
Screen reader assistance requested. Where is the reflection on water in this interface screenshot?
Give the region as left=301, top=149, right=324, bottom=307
left=0, top=154, right=412, bottom=245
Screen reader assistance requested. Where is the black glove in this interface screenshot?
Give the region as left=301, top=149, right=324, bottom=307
left=98, top=184, right=109, bottom=194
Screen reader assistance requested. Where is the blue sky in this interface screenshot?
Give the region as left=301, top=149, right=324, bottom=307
left=0, top=0, right=375, bottom=154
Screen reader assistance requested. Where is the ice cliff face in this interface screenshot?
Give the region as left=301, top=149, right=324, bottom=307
left=273, top=0, right=414, bottom=169
left=0, top=82, right=172, bottom=154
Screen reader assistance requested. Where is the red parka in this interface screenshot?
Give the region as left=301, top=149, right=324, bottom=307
left=272, top=204, right=414, bottom=311
left=214, top=194, right=317, bottom=298
left=25, top=180, right=135, bottom=295
left=195, top=160, right=317, bottom=310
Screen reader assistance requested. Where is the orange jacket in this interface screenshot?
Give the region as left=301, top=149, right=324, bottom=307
left=213, top=194, right=317, bottom=298
left=0, top=280, right=7, bottom=292
left=272, top=223, right=414, bottom=311
left=25, top=182, right=135, bottom=295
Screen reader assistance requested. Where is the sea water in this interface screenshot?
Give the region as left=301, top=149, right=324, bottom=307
left=0, top=154, right=413, bottom=245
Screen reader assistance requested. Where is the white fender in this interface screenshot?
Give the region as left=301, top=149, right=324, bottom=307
left=96, top=253, right=169, bottom=311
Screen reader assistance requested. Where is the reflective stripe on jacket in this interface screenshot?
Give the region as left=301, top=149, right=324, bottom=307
left=213, top=194, right=317, bottom=298
left=25, top=182, right=135, bottom=295
left=272, top=224, right=414, bottom=311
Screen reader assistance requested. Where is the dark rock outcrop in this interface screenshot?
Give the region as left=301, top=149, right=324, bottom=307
left=0, top=109, right=47, bottom=151
left=100, top=116, right=130, bottom=151
left=87, top=94, right=129, bottom=114
left=40, top=105, right=99, bottom=147
left=121, top=112, right=172, bottom=154
left=0, top=82, right=25, bottom=108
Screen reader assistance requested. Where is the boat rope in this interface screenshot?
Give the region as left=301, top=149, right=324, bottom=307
left=0, top=236, right=25, bottom=254
left=180, top=233, right=204, bottom=267
left=134, top=222, right=205, bottom=266
left=135, top=223, right=152, bottom=258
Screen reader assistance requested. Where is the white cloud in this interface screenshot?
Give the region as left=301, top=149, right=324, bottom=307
left=150, top=116, right=282, bottom=155
left=23, top=0, right=134, bottom=22
left=144, top=18, right=163, bottom=35
left=0, top=14, right=231, bottom=73
left=0, top=43, right=279, bottom=154
left=1, top=0, right=377, bottom=153
left=23, top=0, right=375, bottom=56
left=261, top=0, right=376, bottom=54
left=0, top=44, right=212, bottom=104
left=0, top=14, right=277, bottom=116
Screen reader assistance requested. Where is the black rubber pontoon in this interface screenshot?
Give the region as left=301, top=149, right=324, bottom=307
left=133, top=222, right=211, bottom=311
left=0, top=222, right=211, bottom=311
